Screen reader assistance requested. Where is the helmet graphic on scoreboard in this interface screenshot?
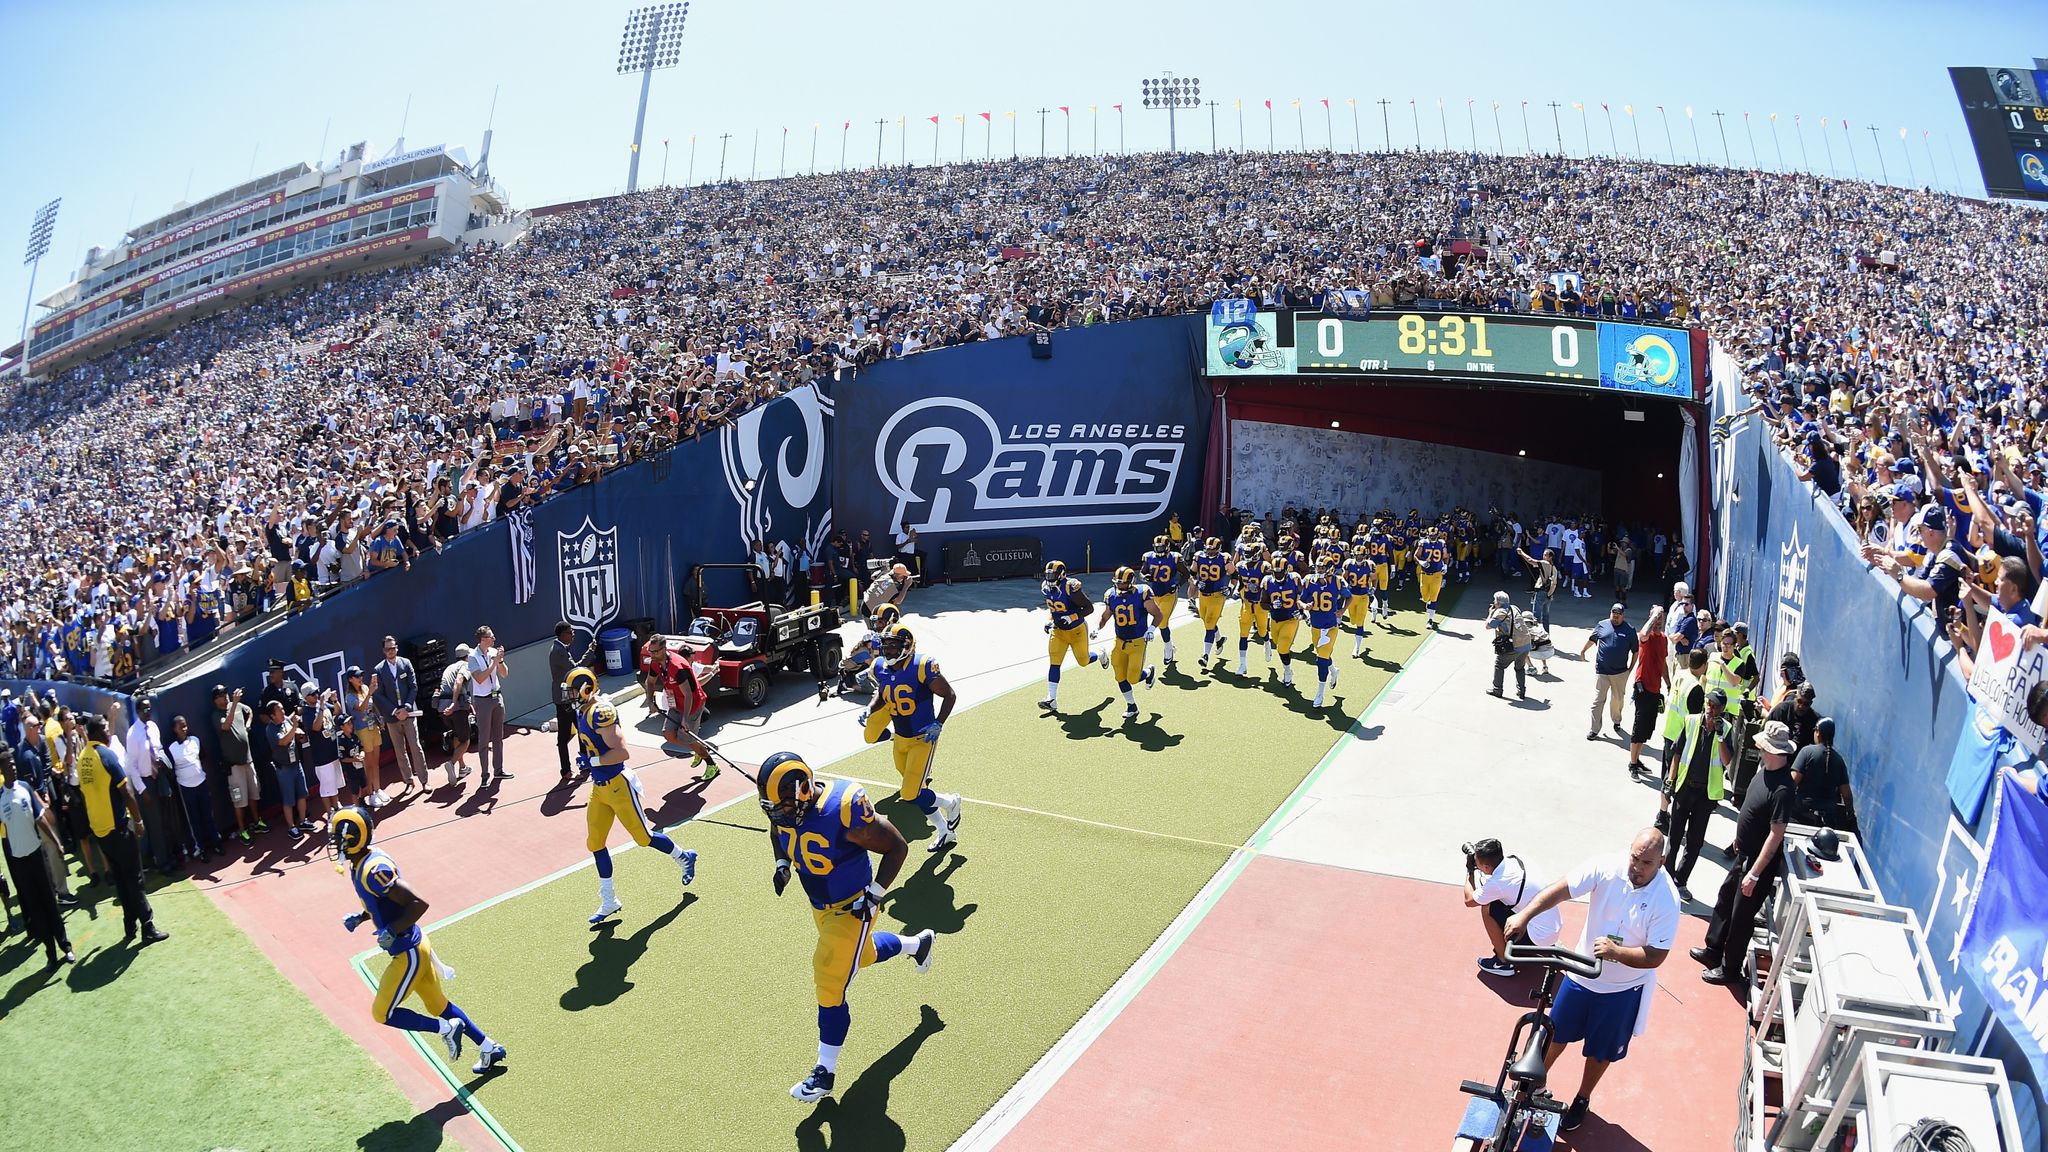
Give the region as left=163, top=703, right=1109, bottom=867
left=1617, top=333, right=1682, bottom=388
left=1214, top=320, right=1287, bottom=372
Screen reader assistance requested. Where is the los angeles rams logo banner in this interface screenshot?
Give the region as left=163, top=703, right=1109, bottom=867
left=1959, top=772, right=2048, bottom=1088
left=833, top=318, right=1212, bottom=575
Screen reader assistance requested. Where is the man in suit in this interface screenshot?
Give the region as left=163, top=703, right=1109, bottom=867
left=549, top=621, right=587, bottom=785
left=374, top=636, right=432, bottom=789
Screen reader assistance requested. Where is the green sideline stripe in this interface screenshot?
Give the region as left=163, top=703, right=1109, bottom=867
left=350, top=950, right=526, bottom=1152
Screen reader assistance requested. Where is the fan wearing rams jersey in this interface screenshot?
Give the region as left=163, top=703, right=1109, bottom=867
left=1415, top=526, right=1450, bottom=629
left=1139, top=536, right=1182, bottom=666
left=566, top=667, right=700, bottom=924
left=1341, top=544, right=1378, bottom=656
left=760, top=753, right=937, bottom=1104
left=860, top=625, right=963, bottom=851
left=1094, top=566, right=1164, bottom=721
left=1188, top=537, right=1232, bottom=667
left=1261, top=557, right=1306, bottom=687
left=1302, top=558, right=1351, bottom=708
left=1040, top=561, right=1108, bottom=714
left=334, top=807, right=508, bottom=1074
left=1233, top=544, right=1272, bottom=674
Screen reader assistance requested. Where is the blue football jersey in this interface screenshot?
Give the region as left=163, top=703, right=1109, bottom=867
left=1105, top=584, right=1154, bottom=641
left=872, top=654, right=941, bottom=737
left=1141, top=551, right=1180, bottom=595
left=1044, top=578, right=1086, bottom=630
left=777, top=777, right=878, bottom=909
left=1190, top=550, right=1229, bottom=595
left=351, top=849, right=422, bottom=954
left=1304, top=575, right=1350, bottom=628
left=1264, top=573, right=1303, bottom=621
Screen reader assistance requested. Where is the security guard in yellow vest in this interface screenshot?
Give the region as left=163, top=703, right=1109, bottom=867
left=1662, top=688, right=1732, bottom=902
left=1725, top=622, right=1762, bottom=797
left=1659, top=649, right=1711, bottom=777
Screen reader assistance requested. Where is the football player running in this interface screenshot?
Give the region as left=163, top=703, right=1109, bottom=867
left=1094, top=566, right=1165, bottom=721
left=1188, top=537, right=1231, bottom=668
left=334, top=807, right=508, bottom=1074
left=860, top=624, right=963, bottom=852
left=1302, top=556, right=1352, bottom=707
left=1138, top=535, right=1182, bottom=667
left=760, top=753, right=937, bottom=1104
left=566, top=666, right=699, bottom=924
left=1415, top=525, right=1450, bottom=630
left=1039, top=561, right=1107, bottom=715
left=1262, top=555, right=1306, bottom=687
left=1341, top=543, right=1378, bottom=657
left=1233, top=542, right=1272, bottom=674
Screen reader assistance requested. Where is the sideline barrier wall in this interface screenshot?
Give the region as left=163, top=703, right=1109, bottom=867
left=143, top=384, right=835, bottom=768
left=0, top=679, right=138, bottom=729
left=1711, top=371, right=2043, bottom=1138
left=832, top=317, right=1212, bottom=573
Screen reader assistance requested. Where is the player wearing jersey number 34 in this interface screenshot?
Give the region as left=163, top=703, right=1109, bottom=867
left=564, top=666, right=699, bottom=924
left=761, top=752, right=936, bottom=1104
left=860, top=624, right=963, bottom=852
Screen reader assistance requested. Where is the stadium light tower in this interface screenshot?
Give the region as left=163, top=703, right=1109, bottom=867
left=18, top=197, right=58, bottom=379
left=1140, top=72, right=1200, bottom=152
left=615, top=2, right=688, bottom=194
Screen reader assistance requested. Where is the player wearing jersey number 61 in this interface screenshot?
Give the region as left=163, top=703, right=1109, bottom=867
left=761, top=752, right=936, bottom=1104
left=1095, top=567, right=1165, bottom=723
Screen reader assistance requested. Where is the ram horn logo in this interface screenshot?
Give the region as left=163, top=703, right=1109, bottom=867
left=558, top=516, right=620, bottom=634
left=722, top=387, right=833, bottom=559
left=875, top=396, right=1184, bottom=534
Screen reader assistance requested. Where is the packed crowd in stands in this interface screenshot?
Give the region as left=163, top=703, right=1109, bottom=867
left=2, top=148, right=2042, bottom=684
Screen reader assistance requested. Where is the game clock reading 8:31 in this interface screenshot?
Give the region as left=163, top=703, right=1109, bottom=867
left=1294, top=312, right=1597, bottom=380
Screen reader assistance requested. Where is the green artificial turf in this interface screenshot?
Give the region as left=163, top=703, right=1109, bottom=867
left=417, top=593, right=1451, bottom=1152
left=0, top=877, right=435, bottom=1152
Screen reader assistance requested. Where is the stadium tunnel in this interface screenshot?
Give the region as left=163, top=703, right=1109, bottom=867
left=1205, top=375, right=1703, bottom=551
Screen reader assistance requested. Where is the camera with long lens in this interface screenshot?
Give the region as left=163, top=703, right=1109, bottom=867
left=1460, top=838, right=1502, bottom=876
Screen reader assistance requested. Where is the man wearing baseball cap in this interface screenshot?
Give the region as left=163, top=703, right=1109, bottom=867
left=1697, top=719, right=1801, bottom=985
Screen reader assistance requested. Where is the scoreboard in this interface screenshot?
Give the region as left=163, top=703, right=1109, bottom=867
left=1951, top=64, right=2048, bottom=201
left=1205, top=308, right=1698, bottom=400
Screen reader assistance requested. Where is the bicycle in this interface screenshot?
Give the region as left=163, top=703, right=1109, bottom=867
left=1453, top=942, right=1604, bottom=1151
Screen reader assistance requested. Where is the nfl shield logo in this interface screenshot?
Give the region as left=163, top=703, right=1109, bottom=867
left=1771, top=526, right=1809, bottom=694
left=558, top=516, right=620, bottom=634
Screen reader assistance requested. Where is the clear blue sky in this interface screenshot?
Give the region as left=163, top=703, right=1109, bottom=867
left=2, top=0, right=2044, bottom=350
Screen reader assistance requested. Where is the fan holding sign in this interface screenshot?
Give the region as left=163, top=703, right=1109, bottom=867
left=1947, top=614, right=2048, bottom=822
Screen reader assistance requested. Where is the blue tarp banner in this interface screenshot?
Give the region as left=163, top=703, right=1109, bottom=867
left=833, top=318, right=1211, bottom=573
left=1961, top=772, right=2048, bottom=1087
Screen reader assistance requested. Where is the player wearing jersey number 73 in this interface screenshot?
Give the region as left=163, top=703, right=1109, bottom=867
left=761, top=752, right=936, bottom=1104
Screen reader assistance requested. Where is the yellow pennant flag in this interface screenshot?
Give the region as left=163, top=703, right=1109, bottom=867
left=1291, top=98, right=1302, bottom=108
left=1233, top=99, right=1242, bottom=110
left=1572, top=101, right=1583, bottom=111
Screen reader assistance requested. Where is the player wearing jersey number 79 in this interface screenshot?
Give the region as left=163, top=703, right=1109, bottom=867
left=1095, top=567, right=1165, bottom=723
left=565, top=666, right=699, bottom=924
left=761, top=753, right=936, bottom=1104
left=859, top=624, right=962, bottom=852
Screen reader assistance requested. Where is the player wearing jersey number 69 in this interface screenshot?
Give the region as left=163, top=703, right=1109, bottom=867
left=1095, top=566, right=1165, bottom=723
left=761, top=752, right=936, bottom=1104
left=858, top=625, right=962, bottom=853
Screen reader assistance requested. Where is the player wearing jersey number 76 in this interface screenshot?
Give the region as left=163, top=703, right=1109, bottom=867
left=761, top=752, right=936, bottom=1104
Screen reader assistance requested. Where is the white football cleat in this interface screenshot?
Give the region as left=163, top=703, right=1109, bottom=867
left=589, top=894, right=623, bottom=925
left=910, top=928, right=937, bottom=973
left=473, top=1040, right=508, bottom=1074
left=438, top=1016, right=465, bottom=1063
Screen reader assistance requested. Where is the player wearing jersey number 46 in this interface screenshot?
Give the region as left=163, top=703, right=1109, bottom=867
left=1095, top=566, right=1165, bottom=722
left=761, top=753, right=936, bottom=1104
left=858, top=624, right=962, bottom=853
left=565, top=666, right=698, bottom=924
left=333, top=807, right=508, bottom=1075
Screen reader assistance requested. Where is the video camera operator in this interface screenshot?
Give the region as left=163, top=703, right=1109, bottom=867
left=1462, top=838, right=1562, bottom=977
left=862, top=561, right=915, bottom=616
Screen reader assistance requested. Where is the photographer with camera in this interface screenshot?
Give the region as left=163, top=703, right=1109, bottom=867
left=1462, top=838, right=1561, bottom=977
left=863, top=562, right=915, bottom=616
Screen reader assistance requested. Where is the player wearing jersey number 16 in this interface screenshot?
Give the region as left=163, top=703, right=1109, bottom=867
left=859, top=624, right=963, bottom=853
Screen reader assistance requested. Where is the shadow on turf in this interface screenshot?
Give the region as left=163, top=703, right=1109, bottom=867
left=561, top=893, right=698, bottom=1011
left=794, top=1004, right=946, bottom=1152
left=356, top=1097, right=464, bottom=1151
left=888, top=852, right=978, bottom=935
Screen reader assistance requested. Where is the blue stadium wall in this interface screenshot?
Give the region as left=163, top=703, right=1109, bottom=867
left=144, top=383, right=836, bottom=734
left=832, top=316, right=1212, bottom=574
left=1708, top=352, right=2043, bottom=1138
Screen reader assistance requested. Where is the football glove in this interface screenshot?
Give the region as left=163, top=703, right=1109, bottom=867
left=921, top=721, right=943, bottom=742
left=773, top=859, right=791, bottom=896
left=376, top=929, right=397, bottom=954
left=1044, top=622, right=1053, bottom=634
left=856, top=709, right=871, bottom=727
left=1145, top=627, right=1158, bottom=642
left=343, top=912, right=368, bottom=933
left=851, top=881, right=887, bottom=920
left=576, top=752, right=593, bottom=776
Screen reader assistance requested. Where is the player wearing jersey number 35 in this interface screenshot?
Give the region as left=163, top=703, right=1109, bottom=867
left=761, top=752, right=936, bottom=1104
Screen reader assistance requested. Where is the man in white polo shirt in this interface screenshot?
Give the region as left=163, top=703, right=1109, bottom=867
left=1505, top=827, right=1679, bottom=1133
